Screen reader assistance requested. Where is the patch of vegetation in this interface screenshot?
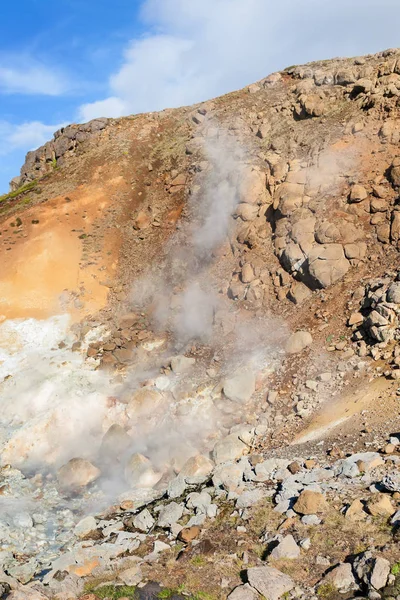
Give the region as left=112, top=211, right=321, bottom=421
left=190, top=555, right=207, bottom=567
left=0, top=180, right=37, bottom=203
left=51, top=158, right=57, bottom=169
left=392, top=562, right=400, bottom=576
left=158, top=587, right=184, bottom=599
left=317, top=583, right=336, bottom=599
left=190, top=592, right=217, bottom=600
left=86, top=584, right=137, bottom=599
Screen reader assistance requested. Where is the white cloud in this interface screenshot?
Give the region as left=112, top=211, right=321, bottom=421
left=0, top=58, right=68, bottom=96
left=79, top=96, right=126, bottom=122
left=0, top=121, right=65, bottom=156
left=79, top=0, right=400, bottom=121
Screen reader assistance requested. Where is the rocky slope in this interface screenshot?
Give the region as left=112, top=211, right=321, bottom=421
left=0, top=48, right=400, bottom=600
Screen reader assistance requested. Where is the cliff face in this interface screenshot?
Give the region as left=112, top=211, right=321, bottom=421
left=1, top=49, right=400, bottom=599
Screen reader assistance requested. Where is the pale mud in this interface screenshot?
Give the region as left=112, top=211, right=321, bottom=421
left=292, top=376, right=392, bottom=444
left=0, top=180, right=121, bottom=322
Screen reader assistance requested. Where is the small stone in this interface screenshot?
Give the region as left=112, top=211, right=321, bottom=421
left=247, top=566, right=294, bottom=600
left=370, top=557, right=390, bottom=590
left=286, top=331, right=313, bottom=354
left=178, top=526, right=201, bottom=543
left=301, top=514, right=321, bottom=525
left=74, top=516, right=97, bottom=538
left=345, top=499, right=366, bottom=522
left=294, top=490, right=328, bottom=515
left=157, top=502, right=183, bottom=528
left=383, top=443, right=396, bottom=454
left=270, top=535, right=300, bottom=559
left=288, top=462, right=301, bottom=475
left=223, top=370, right=256, bottom=404
left=212, top=435, right=248, bottom=464
left=228, top=584, right=258, bottom=600
left=367, top=493, right=395, bottom=517
left=348, top=312, right=364, bottom=326
left=349, top=184, right=368, bottom=203
left=57, top=458, right=100, bottom=489
left=119, top=564, right=142, bottom=586
left=170, top=355, right=195, bottom=374
left=133, top=509, right=155, bottom=532
left=319, top=562, right=356, bottom=593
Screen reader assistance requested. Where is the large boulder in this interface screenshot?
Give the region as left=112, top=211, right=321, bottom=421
left=307, top=244, right=350, bottom=288
left=318, top=563, right=356, bottom=593
left=124, top=453, right=161, bottom=488
left=293, top=490, right=328, bottom=515
left=212, top=435, right=248, bottom=464
left=247, top=566, right=295, bottom=600
left=57, top=458, right=100, bottom=489
left=286, top=330, right=313, bottom=354
left=223, top=370, right=256, bottom=403
left=270, top=535, right=300, bottom=559
left=239, top=167, right=269, bottom=205
left=100, top=424, right=132, bottom=460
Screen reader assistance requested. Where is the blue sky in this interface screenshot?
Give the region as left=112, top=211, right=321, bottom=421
left=1, top=0, right=400, bottom=193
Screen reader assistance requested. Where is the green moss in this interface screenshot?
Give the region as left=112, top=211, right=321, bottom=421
left=317, top=582, right=336, bottom=599
left=0, top=180, right=37, bottom=203
left=86, top=584, right=137, bottom=599
left=392, top=563, right=400, bottom=576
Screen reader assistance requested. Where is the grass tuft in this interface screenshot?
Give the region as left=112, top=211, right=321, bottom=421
left=0, top=180, right=37, bottom=203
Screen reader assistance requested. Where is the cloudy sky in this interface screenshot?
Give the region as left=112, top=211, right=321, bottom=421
left=0, top=0, right=399, bottom=192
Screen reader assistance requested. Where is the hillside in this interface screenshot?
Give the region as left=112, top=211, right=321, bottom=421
left=0, top=48, right=400, bottom=600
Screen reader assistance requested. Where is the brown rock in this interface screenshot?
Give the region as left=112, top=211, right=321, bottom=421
left=349, top=184, right=368, bottom=203
left=304, top=459, right=317, bottom=469
left=345, top=498, right=366, bottom=522
left=293, top=490, right=328, bottom=515
left=348, top=312, right=364, bottom=326
left=288, top=461, right=301, bottom=474
left=308, top=244, right=350, bottom=289
left=383, top=443, right=396, bottom=454
left=133, top=210, right=151, bottom=230
left=57, top=458, right=100, bottom=489
left=118, top=313, right=138, bottom=329
left=180, top=454, right=214, bottom=479
left=178, top=526, right=201, bottom=543
left=367, top=493, right=395, bottom=517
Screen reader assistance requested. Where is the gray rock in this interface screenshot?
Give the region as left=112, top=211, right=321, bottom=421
left=285, top=331, right=313, bottom=354
left=167, top=475, right=187, bottom=498
left=391, top=509, right=400, bottom=525
left=247, top=566, right=295, bottom=600
left=124, top=453, right=161, bottom=488
left=74, top=515, right=97, bottom=538
left=213, top=462, right=244, bottom=491
left=133, top=509, right=155, bottom=532
left=387, top=282, right=400, bottom=303
left=270, top=535, right=300, bottom=559
left=308, top=244, right=350, bottom=289
left=157, top=502, right=183, bottom=528
left=212, top=435, right=248, bottom=464
left=186, top=490, right=211, bottom=513
left=228, top=583, right=258, bottom=600
left=236, top=488, right=265, bottom=509
left=370, top=557, right=390, bottom=590
left=319, top=563, right=356, bottom=593
left=223, top=370, right=256, bottom=403
left=119, top=564, right=143, bottom=586
left=301, top=514, right=321, bottom=525
left=382, top=472, right=400, bottom=492
left=170, top=355, right=196, bottom=374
